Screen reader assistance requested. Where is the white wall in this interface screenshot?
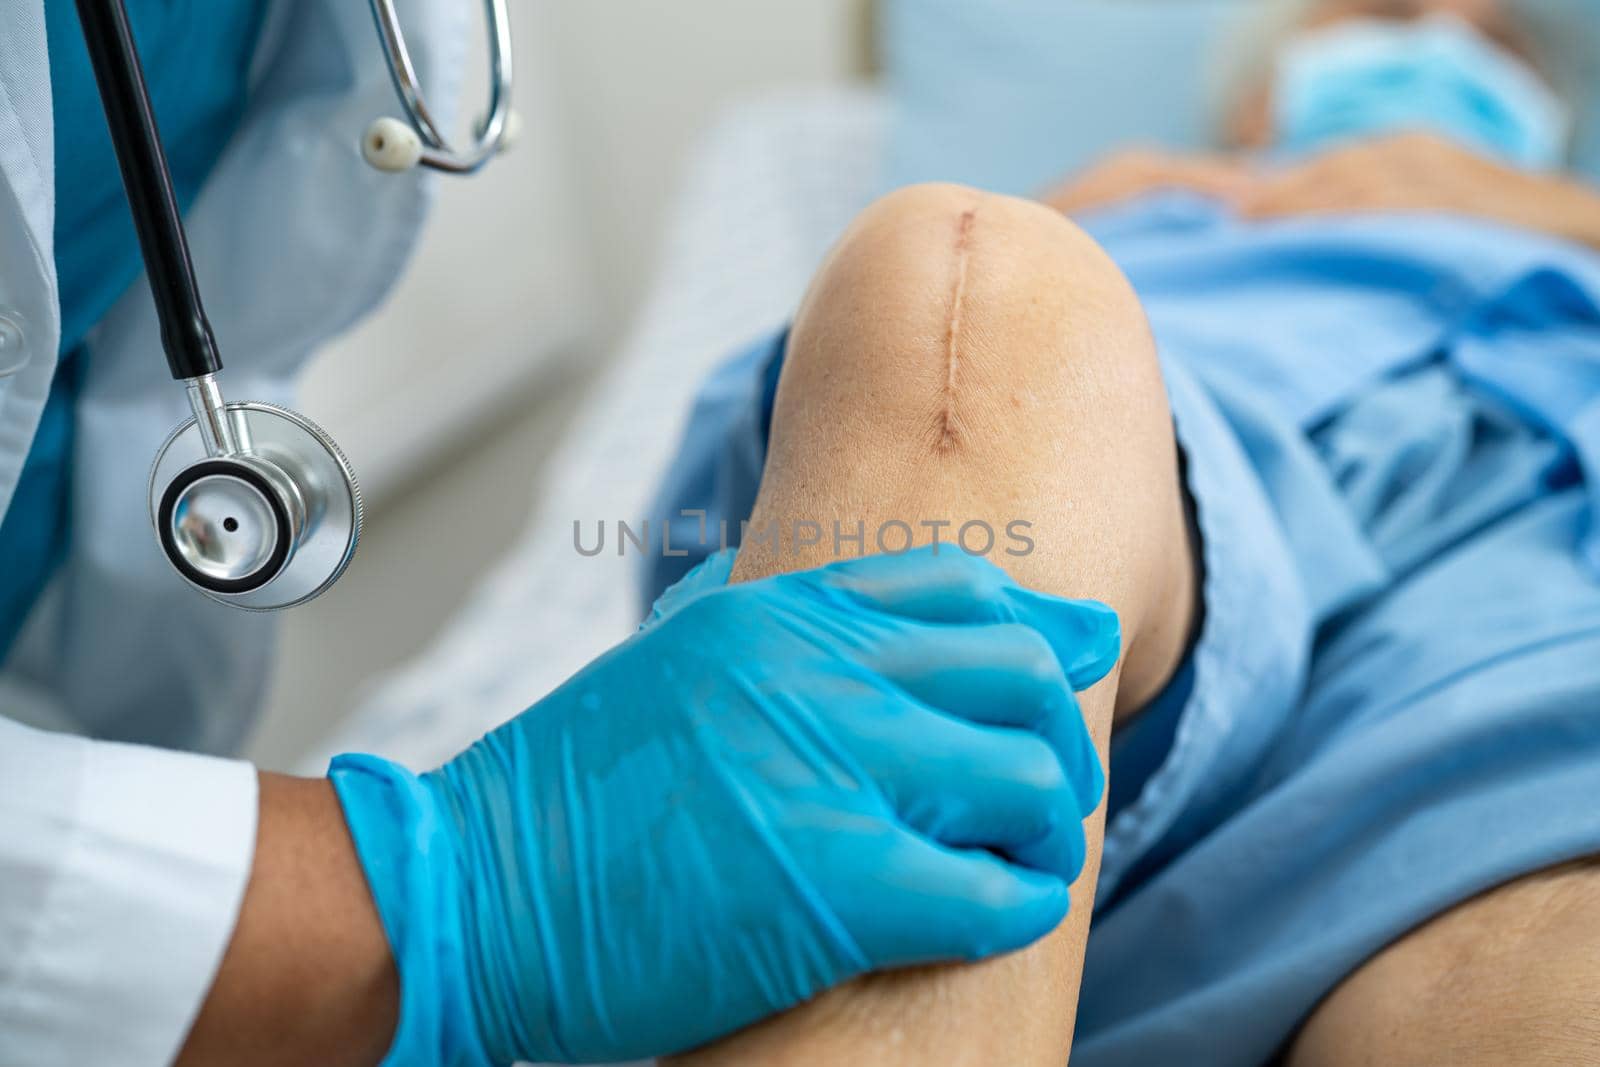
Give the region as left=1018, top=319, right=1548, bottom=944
left=297, top=0, right=866, bottom=505
left=540, top=0, right=868, bottom=340
left=297, top=0, right=599, bottom=507
left=252, top=0, right=869, bottom=768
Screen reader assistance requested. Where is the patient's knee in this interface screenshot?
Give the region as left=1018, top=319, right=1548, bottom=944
left=781, top=182, right=1163, bottom=461
left=756, top=185, right=1195, bottom=709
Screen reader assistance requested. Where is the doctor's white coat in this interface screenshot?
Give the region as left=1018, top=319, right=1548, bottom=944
left=0, top=1, right=465, bottom=1061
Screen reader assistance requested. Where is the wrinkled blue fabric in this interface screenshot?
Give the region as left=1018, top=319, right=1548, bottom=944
left=334, top=548, right=1120, bottom=1065
left=645, top=194, right=1600, bottom=1066
left=1077, top=198, right=1600, bottom=1066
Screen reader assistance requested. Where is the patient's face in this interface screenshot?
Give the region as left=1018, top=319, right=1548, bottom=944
left=1228, top=0, right=1546, bottom=150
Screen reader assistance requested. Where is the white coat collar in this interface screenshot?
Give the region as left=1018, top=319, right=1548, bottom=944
left=0, top=0, right=61, bottom=521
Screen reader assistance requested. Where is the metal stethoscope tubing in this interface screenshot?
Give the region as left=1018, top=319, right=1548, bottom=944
left=74, top=0, right=514, bottom=609
left=363, top=0, right=520, bottom=173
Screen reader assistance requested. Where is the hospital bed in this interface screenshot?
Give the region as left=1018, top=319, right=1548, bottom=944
left=298, top=0, right=1600, bottom=773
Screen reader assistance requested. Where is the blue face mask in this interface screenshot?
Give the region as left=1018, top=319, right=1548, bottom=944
left=1274, top=13, right=1571, bottom=170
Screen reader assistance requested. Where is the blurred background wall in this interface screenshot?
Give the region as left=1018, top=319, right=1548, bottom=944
left=545, top=0, right=870, bottom=341
left=250, top=0, right=869, bottom=768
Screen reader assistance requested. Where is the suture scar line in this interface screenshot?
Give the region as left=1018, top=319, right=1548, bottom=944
left=939, top=208, right=976, bottom=448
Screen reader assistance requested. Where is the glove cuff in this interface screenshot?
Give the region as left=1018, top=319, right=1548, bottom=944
left=329, top=753, right=493, bottom=1067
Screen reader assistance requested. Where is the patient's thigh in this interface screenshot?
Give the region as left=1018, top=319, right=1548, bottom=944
left=670, top=182, right=1197, bottom=1065
left=1290, top=857, right=1600, bottom=1066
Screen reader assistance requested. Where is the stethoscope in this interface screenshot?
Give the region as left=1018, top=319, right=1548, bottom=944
left=75, top=0, right=514, bottom=611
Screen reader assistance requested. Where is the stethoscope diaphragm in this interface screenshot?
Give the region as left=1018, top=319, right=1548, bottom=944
left=149, top=402, right=362, bottom=611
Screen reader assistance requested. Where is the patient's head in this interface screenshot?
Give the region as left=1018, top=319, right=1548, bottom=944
left=1295, top=0, right=1537, bottom=54
left=1225, top=0, right=1575, bottom=169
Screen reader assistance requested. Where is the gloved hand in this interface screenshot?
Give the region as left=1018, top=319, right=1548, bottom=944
left=640, top=545, right=739, bottom=628
left=331, top=547, right=1119, bottom=1066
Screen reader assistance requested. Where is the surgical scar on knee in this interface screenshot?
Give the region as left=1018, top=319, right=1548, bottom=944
left=931, top=207, right=977, bottom=453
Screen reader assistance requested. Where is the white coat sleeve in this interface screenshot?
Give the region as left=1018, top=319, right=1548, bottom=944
left=0, top=716, right=258, bottom=1066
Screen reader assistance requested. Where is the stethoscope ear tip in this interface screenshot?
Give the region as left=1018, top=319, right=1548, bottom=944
left=362, top=116, right=424, bottom=172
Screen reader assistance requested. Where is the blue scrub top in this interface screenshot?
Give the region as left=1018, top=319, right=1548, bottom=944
left=0, top=1, right=267, bottom=662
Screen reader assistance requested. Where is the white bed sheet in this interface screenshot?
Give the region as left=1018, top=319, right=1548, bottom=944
left=297, top=86, right=888, bottom=772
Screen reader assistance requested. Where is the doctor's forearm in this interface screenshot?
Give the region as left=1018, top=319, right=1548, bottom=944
left=176, top=774, right=398, bottom=1067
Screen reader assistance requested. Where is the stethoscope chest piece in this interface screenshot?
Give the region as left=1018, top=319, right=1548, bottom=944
left=149, top=403, right=362, bottom=610
left=80, top=0, right=511, bottom=609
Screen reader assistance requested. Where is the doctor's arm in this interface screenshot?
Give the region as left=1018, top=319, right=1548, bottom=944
left=14, top=536, right=1119, bottom=1067
left=175, top=775, right=398, bottom=1066
left=0, top=717, right=392, bottom=1067
left=0, top=714, right=396, bottom=1067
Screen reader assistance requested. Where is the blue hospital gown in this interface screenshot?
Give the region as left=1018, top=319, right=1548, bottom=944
left=643, top=193, right=1600, bottom=1066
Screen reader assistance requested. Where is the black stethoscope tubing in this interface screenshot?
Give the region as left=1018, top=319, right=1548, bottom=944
left=74, top=0, right=222, bottom=384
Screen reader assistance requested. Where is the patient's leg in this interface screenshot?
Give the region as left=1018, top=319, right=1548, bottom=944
left=1289, top=857, right=1600, bottom=1065
left=669, top=183, right=1197, bottom=1065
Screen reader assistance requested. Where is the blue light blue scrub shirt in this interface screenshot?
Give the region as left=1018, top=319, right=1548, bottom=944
left=0, top=1, right=267, bottom=661
left=645, top=193, right=1600, bottom=1067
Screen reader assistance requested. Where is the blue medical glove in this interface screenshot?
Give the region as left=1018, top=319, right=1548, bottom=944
left=641, top=546, right=738, bottom=628
left=331, top=548, right=1119, bottom=1066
